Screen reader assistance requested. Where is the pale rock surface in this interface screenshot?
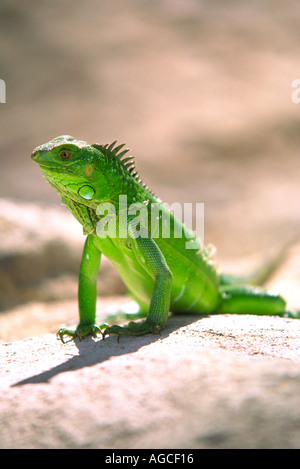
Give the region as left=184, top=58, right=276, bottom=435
left=1, top=313, right=300, bottom=449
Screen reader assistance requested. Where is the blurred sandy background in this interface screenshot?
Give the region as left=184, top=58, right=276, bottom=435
left=0, top=0, right=299, bottom=332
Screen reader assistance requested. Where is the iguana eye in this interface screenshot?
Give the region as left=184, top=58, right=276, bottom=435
left=60, top=150, right=71, bottom=160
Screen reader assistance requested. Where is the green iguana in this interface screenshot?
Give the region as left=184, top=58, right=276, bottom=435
left=31, top=135, right=298, bottom=341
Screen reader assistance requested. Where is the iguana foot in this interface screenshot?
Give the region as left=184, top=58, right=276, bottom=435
left=57, top=322, right=104, bottom=343
left=103, top=319, right=162, bottom=339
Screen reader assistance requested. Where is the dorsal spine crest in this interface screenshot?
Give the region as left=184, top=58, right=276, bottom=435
left=91, top=141, right=155, bottom=196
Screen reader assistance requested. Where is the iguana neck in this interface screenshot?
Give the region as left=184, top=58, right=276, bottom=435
left=57, top=175, right=157, bottom=236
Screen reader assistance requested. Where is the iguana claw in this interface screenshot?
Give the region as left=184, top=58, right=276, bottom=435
left=103, top=320, right=162, bottom=339
left=56, top=323, right=105, bottom=343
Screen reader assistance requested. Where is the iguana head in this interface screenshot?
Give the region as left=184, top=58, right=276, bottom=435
left=31, top=135, right=134, bottom=206
left=32, top=135, right=153, bottom=233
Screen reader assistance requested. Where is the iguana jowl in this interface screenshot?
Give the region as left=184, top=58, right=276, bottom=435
left=31, top=135, right=297, bottom=341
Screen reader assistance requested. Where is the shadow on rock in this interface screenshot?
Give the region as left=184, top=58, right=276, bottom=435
left=11, top=324, right=175, bottom=387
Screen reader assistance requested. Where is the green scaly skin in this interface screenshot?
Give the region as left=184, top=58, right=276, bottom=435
left=31, top=135, right=299, bottom=342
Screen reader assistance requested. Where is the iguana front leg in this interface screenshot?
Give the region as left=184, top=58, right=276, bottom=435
left=57, top=234, right=103, bottom=342
left=103, top=235, right=172, bottom=338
